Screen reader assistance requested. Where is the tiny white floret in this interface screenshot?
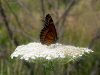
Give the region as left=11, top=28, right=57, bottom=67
left=11, top=42, right=93, bottom=62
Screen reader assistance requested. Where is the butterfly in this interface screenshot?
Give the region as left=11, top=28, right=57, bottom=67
left=40, top=14, right=58, bottom=45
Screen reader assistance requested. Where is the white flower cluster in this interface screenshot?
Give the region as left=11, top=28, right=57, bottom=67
left=11, top=42, right=93, bottom=62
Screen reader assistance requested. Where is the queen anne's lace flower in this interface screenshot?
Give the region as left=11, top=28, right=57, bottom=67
left=11, top=42, right=93, bottom=63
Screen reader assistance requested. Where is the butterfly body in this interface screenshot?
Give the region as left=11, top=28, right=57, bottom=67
left=40, top=14, right=58, bottom=45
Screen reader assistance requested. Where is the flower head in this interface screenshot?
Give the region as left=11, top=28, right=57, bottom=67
left=11, top=42, right=93, bottom=63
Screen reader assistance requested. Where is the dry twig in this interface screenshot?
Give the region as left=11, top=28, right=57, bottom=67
left=9, top=24, right=37, bottom=41
left=0, top=1, right=35, bottom=75
left=4, top=0, right=21, bottom=27
left=40, top=0, right=45, bottom=19
left=0, top=1, right=18, bottom=46
left=90, top=57, right=100, bottom=75
left=55, top=0, right=75, bottom=25
left=68, top=28, right=100, bottom=74
left=88, top=28, right=100, bottom=49
left=17, top=0, right=39, bottom=26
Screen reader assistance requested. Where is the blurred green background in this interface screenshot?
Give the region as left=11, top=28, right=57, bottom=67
left=0, top=0, right=100, bottom=75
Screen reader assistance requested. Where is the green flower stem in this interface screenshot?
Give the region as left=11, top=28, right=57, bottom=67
left=42, top=61, right=54, bottom=75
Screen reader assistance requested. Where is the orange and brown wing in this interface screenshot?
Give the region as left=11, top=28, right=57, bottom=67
left=40, top=14, right=58, bottom=45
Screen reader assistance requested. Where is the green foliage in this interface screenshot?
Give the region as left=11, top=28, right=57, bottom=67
left=9, top=4, right=20, bottom=12
left=92, top=1, right=100, bottom=11
left=0, top=0, right=100, bottom=75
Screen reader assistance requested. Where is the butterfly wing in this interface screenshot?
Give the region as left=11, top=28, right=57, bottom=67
left=40, top=14, right=58, bottom=45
